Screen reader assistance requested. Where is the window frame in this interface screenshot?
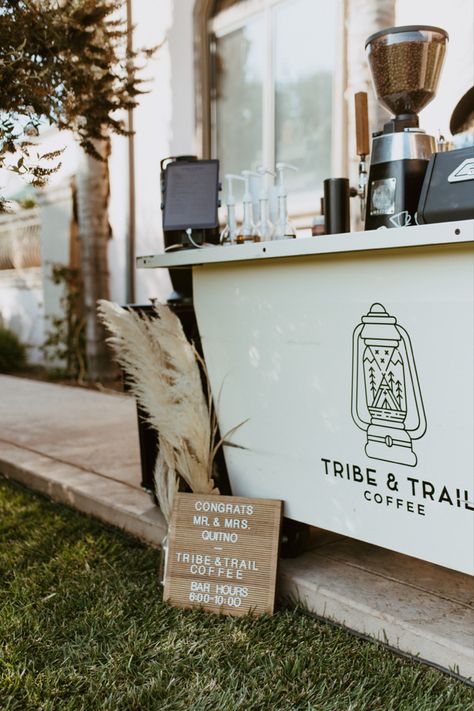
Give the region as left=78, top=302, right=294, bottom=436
left=208, top=0, right=348, bottom=223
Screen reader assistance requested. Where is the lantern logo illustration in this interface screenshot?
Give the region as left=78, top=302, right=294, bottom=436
left=351, top=303, right=427, bottom=467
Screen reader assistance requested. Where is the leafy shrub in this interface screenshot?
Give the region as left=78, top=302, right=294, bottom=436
left=0, top=326, right=26, bottom=373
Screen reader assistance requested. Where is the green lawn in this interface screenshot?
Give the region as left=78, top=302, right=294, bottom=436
left=0, top=477, right=472, bottom=711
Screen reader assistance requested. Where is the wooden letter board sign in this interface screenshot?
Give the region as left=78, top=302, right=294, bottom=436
left=163, top=493, right=282, bottom=616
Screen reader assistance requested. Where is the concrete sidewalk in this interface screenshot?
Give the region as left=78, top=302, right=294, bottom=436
left=0, top=375, right=472, bottom=682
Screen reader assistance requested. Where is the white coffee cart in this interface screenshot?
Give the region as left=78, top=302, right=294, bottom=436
left=137, top=220, right=474, bottom=575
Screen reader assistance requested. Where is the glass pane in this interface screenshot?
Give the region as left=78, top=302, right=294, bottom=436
left=215, top=17, right=264, bottom=191
left=275, top=0, right=337, bottom=195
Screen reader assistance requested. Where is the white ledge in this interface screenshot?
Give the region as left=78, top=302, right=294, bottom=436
left=136, top=220, right=474, bottom=270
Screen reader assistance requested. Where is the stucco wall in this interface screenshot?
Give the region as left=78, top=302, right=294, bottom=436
left=0, top=268, right=44, bottom=363
left=108, top=0, right=197, bottom=306
left=395, top=0, right=474, bottom=138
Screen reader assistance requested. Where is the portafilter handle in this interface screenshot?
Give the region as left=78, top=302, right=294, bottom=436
left=354, top=92, right=369, bottom=222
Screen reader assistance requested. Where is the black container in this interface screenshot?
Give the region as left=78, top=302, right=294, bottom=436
left=324, top=178, right=350, bottom=234
left=417, top=146, right=474, bottom=224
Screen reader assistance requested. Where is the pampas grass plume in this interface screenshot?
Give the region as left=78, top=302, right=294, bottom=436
left=98, top=300, right=219, bottom=521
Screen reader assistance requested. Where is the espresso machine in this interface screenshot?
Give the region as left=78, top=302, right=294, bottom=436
left=358, top=25, right=449, bottom=230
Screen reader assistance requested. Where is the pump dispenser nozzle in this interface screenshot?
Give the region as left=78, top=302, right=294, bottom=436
left=274, top=162, right=298, bottom=240
left=236, top=169, right=260, bottom=244
left=220, top=174, right=245, bottom=245
left=254, top=166, right=275, bottom=241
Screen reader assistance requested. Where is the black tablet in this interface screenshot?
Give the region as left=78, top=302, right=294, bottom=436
left=162, top=159, right=219, bottom=231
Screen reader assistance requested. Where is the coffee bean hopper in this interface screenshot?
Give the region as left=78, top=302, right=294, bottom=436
left=360, top=25, right=449, bottom=230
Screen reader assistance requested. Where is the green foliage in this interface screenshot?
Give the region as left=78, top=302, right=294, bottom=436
left=0, top=324, right=26, bottom=372
left=0, top=112, right=63, bottom=192
left=16, top=196, right=37, bottom=210
left=1, top=477, right=472, bottom=711
left=0, top=0, right=154, bottom=203
left=42, top=264, right=87, bottom=381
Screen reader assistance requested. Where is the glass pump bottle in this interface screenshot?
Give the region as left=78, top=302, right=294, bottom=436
left=273, top=162, right=298, bottom=240
left=254, top=166, right=275, bottom=241
left=220, top=174, right=245, bottom=245
left=236, top=170, right=260, bottom=244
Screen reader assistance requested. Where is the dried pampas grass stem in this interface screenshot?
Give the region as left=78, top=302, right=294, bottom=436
left=98, top=300, right=219, bottom=522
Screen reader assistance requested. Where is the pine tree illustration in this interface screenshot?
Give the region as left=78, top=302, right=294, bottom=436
left=388, top=370, right=395, bottom=394
left=369, top=366, right=376, bottom=402
left=396, top=380, right=403, bottom=409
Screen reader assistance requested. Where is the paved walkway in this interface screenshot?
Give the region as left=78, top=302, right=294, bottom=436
left=0, top=375, right=472, bottom=682
left=0, top=375, right=165, bottom=543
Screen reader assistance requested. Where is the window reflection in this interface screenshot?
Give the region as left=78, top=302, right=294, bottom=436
left=275, top=0, right=337, bottom=194
left=215, top=18, right=264, bottom=181
left=213, top=0, right=337, bottom=210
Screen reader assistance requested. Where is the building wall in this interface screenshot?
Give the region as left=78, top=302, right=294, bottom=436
left=1, top=0, right=472, bottom=360
left=0, top=209, right=45, bottom=363
left=108, top=0, right=197, bottom=306
left=395, top=0, right=474, bottom=138
left=112, top=0, right=472, bottom=286
left=37, top=183, right=74, bottom=366
left=0, top=268, right=44, bottom=363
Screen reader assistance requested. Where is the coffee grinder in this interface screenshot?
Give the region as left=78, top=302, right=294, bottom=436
left=360, top=25, right=448, bottom=230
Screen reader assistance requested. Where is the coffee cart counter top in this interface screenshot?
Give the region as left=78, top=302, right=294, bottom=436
left=136, top=220, right=473, bottom=269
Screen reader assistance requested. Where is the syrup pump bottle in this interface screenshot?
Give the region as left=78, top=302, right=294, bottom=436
left=220, top=173, right=245, bottom=245
left=273, top=162, right=298, bottom=239
left=255, top=166, right=275, bottom=241
left=236, top=170, right=260, bottom=244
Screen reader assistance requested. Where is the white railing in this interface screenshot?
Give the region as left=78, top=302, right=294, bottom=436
left=0, top=208, right=41, bottom=270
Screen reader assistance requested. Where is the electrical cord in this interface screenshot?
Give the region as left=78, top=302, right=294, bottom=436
left=164, top=228, right=219, bottom=251
left=186, top=228, right=204, bottom=249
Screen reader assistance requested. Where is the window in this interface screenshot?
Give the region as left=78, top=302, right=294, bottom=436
left=210, top=0, right=342, bottom=219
